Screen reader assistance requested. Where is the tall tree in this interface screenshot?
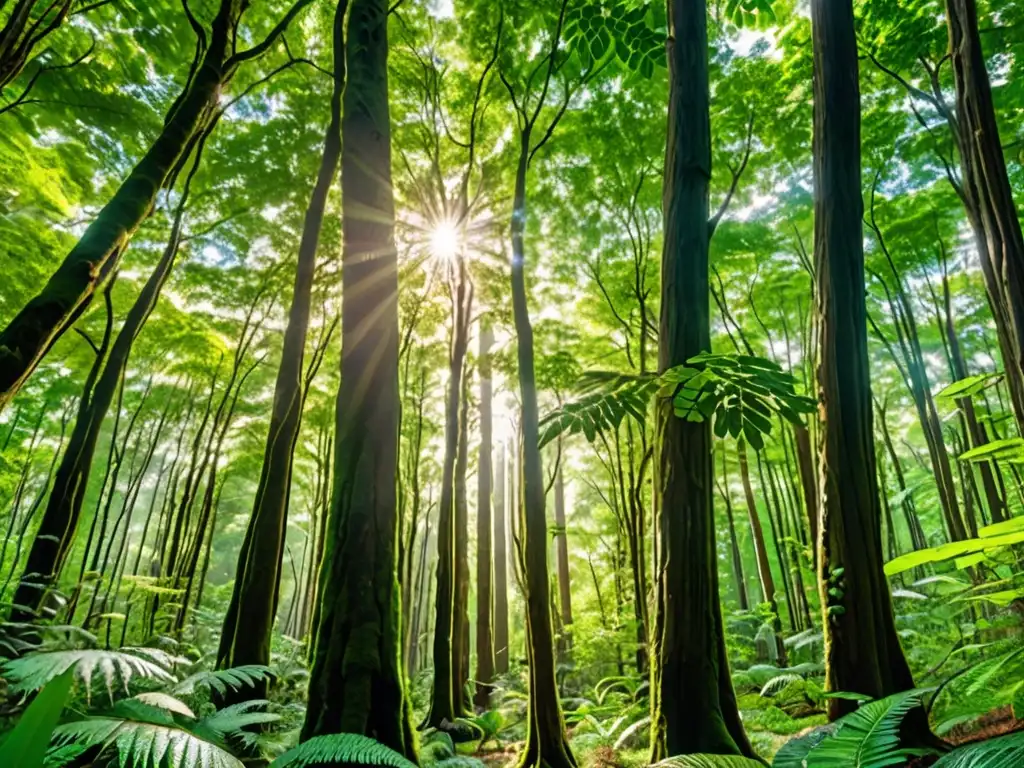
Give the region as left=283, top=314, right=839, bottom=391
left=493, top=440, right=510, bottom=674
left=943, top=0, right=1024, bottom=434
left=811, top=0, right=917, bottom=721
left=649, top=0, right=755, bottom=758
left=301, top=0, right=414, bottom=754
left=0, top=0, right=311, bottom=412
left=216, top=0, right=347, bottom=693
left=474, top=323, right=495, bottom=709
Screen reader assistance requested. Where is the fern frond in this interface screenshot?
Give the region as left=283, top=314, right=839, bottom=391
left=651, top=756, right=764, bottom=767
left=172, top=664, right=274, bottom=696
left=51, top=717, right=243, bottom=768
left=933, top=731, right=1024, bottom=768
left=792, top=688, right=937, bottom=767
left=198, top=699, right=282, bottom=739
left=2, top=648, right=175, bottom=699
left=271, top=733, right=416, bottom=768
left=761, top=674, right=803, bottom=698
left=133, top=692, right=196, bottom=718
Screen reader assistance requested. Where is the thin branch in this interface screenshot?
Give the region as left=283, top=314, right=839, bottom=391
left=227, top=0, right=314, bottom=66
left=708, top=110, right=755, bottom=237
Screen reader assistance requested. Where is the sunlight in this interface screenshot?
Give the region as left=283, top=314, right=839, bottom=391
left=429, top=220, right=462, bottom=263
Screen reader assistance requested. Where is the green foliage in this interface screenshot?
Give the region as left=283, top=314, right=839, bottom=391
left=0, top=670, right=75, bottom=768
left=564, top=1, right=665, bottom=77
left=937, top=372, right=1004, bottom=401
left=1, top=648, right=177, bottom=698
left=272, top=733, right=417, bottom=768
left=51, top=715, right=244, bottom=768
left=172, top=664, right=275, bottom=697
left=724, top=0, right=777, bottom=28
left=650, top=755, right=764, bottom=768
left=885, top=516, right=1024, bottom=576
left=540, top=353, right=812, bottom=449
left=933, top=732, right=1024, bottom=768
left=773, top=689, right=936, bottom=767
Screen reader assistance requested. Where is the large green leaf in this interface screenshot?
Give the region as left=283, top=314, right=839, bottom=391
left=932, top=731, right=1024, bottom=768
left=0, top=670, right=74, bottom=768
left=651, top=756, right=764, bottom=768
left=272, top=733, right=417, bottom=768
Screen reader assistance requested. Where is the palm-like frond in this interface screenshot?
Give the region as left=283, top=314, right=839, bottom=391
left=172, top=664, right=274, bottom=696
left=539, top=371, right=656, bottom=447
left=271, top=733, right=416, bottom=768
left=933, top=731, right=1024, bottom=768
left=50, top=717, right=244, bottom=768
left=197, top=699, right=282, bottom=741
left=2, top=648, right=175, bottom=699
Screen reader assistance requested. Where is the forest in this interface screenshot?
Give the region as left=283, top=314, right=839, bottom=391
left=0, top=0, right=1022, bottom=766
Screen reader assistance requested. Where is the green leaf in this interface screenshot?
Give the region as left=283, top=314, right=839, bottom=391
left=932, top=730, right=1024, bottom=767
left=272, top=733, right=417, bottom=768
left=651, top=756, right=764, bottom=768
left=0, top=670, right=74, bottom=768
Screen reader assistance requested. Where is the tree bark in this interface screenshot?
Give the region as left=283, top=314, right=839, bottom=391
left=0, top=0, right=257, bottom=412
left=217, top=0, right=346, bottom=693
left=474, top=324, right=495, bottom=709
left=493, top=441, right=509, bottom=675
left=301, top=0, right=414, bottom=756
left=811, top=0, right=917, bottom=721
left=945, top=0, right=1024, bottom=436
left=553, top=461, right=573, bottom=658
left=650, top=0, right=755, bottom=759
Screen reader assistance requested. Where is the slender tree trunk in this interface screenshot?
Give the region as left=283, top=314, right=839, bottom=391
left=650, top=1, right=754, bottom=759
left=510, top=119, right=575, bottom=767
left=0, top=0, right=249, bottom=411
left=426, top=259, right=472, bottom=726
left=718, top=450, right=749, bottom=611
left=553, top=462, right=573, bottom=657
left=301, top=0, right=414, bottom=755
left=945, top=0, right=1024, bottom=436
left=217, top=0, right=346, bottom=692
left=454, top=372, right=471, bottom=712
left=493, top=441, right=509, bottom=675
left=811, top=0, right=918, bottom=721
left=474, top=325, right=495, bottom=709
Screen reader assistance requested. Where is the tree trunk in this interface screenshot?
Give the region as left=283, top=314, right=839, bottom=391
left=945, top=0, right=1024, bottom=436
left=553, top=461, right=573, bottom=658
left=650, top=1, right=754, bottom=759
left=510, top=119, right=575, bottom=767
left=300, top=0, right=414, bottom=756
left=0, top=0, right=250, bottom=412
left=454, top=371, right=471, bottom=712
left=811, top=0, right=917, bottom=721
left=493, top=441, right=509, bottom=675
left=718, top=450, right=749, bottom=611
left=426, top=256, right=472, bottom=726
left=474, top=324, right=495, bottom=709
left=216, top=0, right=346, bottom=693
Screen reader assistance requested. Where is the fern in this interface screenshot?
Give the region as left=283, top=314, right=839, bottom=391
left=2, top=648, right=175, bottom=699
left=771, top=725, right=836, bottom=768
left=933, top=731, right=1024, bottom=767
left=196, top=699, right=282, bottom=744
left=651, top=756, right=764, bottom=767
left=172, top=663, right=274, bottom=696
left=272, top=733, right=416, bottom=768
left=761, top=674, right=803, bottom=698
left=781, top=688, right=937, bottom=767
left=50, top=716, right=244, bottom=768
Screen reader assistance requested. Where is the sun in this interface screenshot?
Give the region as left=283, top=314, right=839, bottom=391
left=429, top=220, right=462, bottom=263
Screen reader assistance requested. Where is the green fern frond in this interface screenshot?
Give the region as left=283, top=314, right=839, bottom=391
left=761, top=674, right=804, bottom=698
left=51, top=717, right=243, bottom=768
left=133, top=692, right=196, bottom=718
left=2, top=648, right=175, bottom=699
left=786, top=688, right=937, bottom=767
left=198, top=699, right=282, bottom=739
left=650, top=755, right=764, bottom=767
left=271, top=733, right=416, bottom=768
left=172, top=664, right=274, bottom=696
left=933, top=731, right=1024, bottom=767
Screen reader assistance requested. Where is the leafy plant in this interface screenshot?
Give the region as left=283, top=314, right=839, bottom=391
left=651, top=755, right=765, bottom=767
left=2, top=647, right=177, bottom=699
left=932, top=731, right=1024, bottom=767
left=0, top=670, right=75, bottom=768
left=771, top=688, right=936, bottom=767
left=271, top=733, right=417, bottom=768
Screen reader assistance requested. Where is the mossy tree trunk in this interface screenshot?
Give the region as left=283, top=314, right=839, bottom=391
left=454, top=370, right=472, bottom=712
left=0, top=0, right=310, bottom=413
left=301, top=0, right=414, bottom=755
left=811, top=0, right=918, bottom=722
left=493, top=440, right=510, bottom=675
left=474, top=324, right=495, bottom=709
left=427, top=256, right=473, bottom=726
left=9, top=155, right=203, bottom=622
left=216, top=0, right=347, bottom=696
left=650, top=1, right=756, bottom=759
left=944, top=0, right=1024, bottom=437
